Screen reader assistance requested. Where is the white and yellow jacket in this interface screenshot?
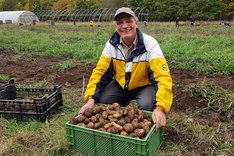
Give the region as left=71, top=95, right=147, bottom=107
left=85, top=29, right=173, bottom=113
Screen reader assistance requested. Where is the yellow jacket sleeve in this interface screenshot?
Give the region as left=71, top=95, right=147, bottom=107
left=84, top=54, right=112, bottom=101
left=149, top=57, right=173, bottom=113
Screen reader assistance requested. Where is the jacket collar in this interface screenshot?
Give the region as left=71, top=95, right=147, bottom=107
left=109, top=28, right=146, bottom=57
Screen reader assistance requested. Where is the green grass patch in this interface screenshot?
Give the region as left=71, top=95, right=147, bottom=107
left=0, top=74, right=8, bottom=81
left=55, top=59, right=77, bottom=72
left=0, top=23, right=233, bottom=75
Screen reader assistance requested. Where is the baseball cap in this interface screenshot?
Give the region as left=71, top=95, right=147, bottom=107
left=114, top=7, right=138, bottom=21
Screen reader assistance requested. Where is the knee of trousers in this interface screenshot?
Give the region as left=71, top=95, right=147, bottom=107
left=137, top=100, right=154, bottom=111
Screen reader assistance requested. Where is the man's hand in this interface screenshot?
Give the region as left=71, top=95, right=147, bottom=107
left=78, top=98, right=95, bottom=114
left=152, top=108, right=166, bottom=130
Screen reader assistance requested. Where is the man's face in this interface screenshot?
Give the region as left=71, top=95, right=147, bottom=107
left=115, top=13, right=138, bottom=43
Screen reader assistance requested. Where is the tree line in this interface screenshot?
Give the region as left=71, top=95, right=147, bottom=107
left=0, top=0, right=233, bottom=21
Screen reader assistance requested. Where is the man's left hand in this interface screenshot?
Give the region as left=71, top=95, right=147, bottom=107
left=152, top=108, right=166, bottom=130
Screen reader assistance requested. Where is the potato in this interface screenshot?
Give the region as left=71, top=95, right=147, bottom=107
left=112, top=122, right=123, bottom=131
left=112, top=102, right=120, bottom=108
left=104, top=123, right=113, bottom=129
left=90, top=116, right=98, bottom=123
left=109, top=117, right=118, bottom=123
left=138, top=122, right=144, bottom=129
left=117, top=118, right=126, bottom=126
left=102, top=111, right=108, bottom=119
left=112, top=112, right=122, bottom=119
left=143, top=126, right=150, bottom=134
left=132, top=119, right=139, bottom=129
left=78, top=123, right=86, bottom=127
left=137, top=115, right=144, bottom=122
left=95, top=113, right=101, bottom=119
left=77, top=115, right=86, bottom=123
left=118, top=109, right=124, bottom=115
left=123, top=109, right=128, bottom=116
left=69, top=117, right=78, bottom=125
left=146, top=117, right=153, bottom=122
left=134, top=129, right=146, bottom=138
left=107, top=110, right=116, bottom=115
left=92, top=106, right=102, bottom=114
left=84, top=108, right=93, bottom=117
left=129, top=133, right=136, bottom=137
left=138, top=110, right=144, bottom=116
left=132, top=118, right=139, bottom=123
left=100, top=105, right=106, bottom=111
left=106, top=105, right=115, bottom=110
left=84, top=118, right=90, bottom=124
left=123, top=123, right=134, bottom=133
left=124, top=117, right=131, bottom=123
left=128, top=109, right=135, bottom=116
left=107, top=115, right=114, bottom=120
left=127, top=104, right=136, bottom=111
left=86, top=122, right=94, bottom=129
left=99, top=117, right=105, bottom=122
left=94, top=122, right=102, bottom=129
left=144, top=121, right=153, bottom=127
left=120, top=131, right=128, bottom=136
left=107, top=127, right=118, bottom=134
left=99, top=117, right=105, bottom=123
left=98, top=127, right=106, bottom=132
left=99, top=118, right=109, bottom=126
left=128, top=113, right=135, bottom=121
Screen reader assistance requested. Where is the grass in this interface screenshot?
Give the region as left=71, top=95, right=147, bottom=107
left=56, top=59, right=78, bottom=72
left=0, top=74, right=8, bottom=81
left=0, top=22, right=233, bottom=75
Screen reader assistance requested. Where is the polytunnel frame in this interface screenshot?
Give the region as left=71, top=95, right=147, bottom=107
left=35, top=7, right=148, bottom=22
left=0, top=11, right=39, bottom=24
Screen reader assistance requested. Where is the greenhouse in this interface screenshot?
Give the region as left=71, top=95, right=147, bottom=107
left=0, top=11, right=39, bottom=24
left=35, top=8, right=148, bottom=22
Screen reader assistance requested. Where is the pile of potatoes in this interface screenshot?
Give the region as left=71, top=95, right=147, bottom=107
left=70, top=103, right=153, bottom=139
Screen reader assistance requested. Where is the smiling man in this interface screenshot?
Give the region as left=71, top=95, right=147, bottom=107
left=79, top=7, right=173, bottom=130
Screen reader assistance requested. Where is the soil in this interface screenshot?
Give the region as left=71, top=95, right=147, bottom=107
left=0, top=48, right=233, bottom=153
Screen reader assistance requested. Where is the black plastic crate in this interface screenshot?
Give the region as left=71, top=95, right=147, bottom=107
left=0, top=86, right=63, bottom=122
left=0, top=78, right=16, bottom=100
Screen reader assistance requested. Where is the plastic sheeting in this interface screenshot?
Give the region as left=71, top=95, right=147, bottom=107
left=0, top=11, right=39, bottom=24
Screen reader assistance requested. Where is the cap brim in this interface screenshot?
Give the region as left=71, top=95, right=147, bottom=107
left=114, top=13, right=133, bottom=21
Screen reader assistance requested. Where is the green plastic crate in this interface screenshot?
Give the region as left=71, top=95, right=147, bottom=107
left=66, top=110, right=164, bottom=156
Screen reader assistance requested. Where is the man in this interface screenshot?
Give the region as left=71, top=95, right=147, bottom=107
left=79, top=7, right=173, bottom=130
left=176, top=16, right=180, bottom=27
left=190, top=15, right=195, bottom=27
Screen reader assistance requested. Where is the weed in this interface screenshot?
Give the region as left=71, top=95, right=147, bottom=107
left=0, top=74, right=8, bottom=81
left=56, top=59, right=77, bottom=72
left=184, top=80, right=234, bottom=119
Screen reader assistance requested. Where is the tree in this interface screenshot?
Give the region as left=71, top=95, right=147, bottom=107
left=142, top=0, right=182, bottom=21
left=126, top=0, right=143, bottom=8
left=52, top=0, right=70, bottom=11
left=222, top=0, right=234, bottom=20
left=0, top=0, right=18, bottom=11
left=128, top=0, right=229, bottom=21
left=23, top=0, right=40, bottom=11
left=100, top=0, right=126, bottom=8
left=188, top=0, right=226, bottom=20
left=39, top=0, right=54, bottom=10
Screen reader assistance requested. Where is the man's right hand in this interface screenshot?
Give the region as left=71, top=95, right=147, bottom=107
left=78, top=98, right=95, bottom=114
